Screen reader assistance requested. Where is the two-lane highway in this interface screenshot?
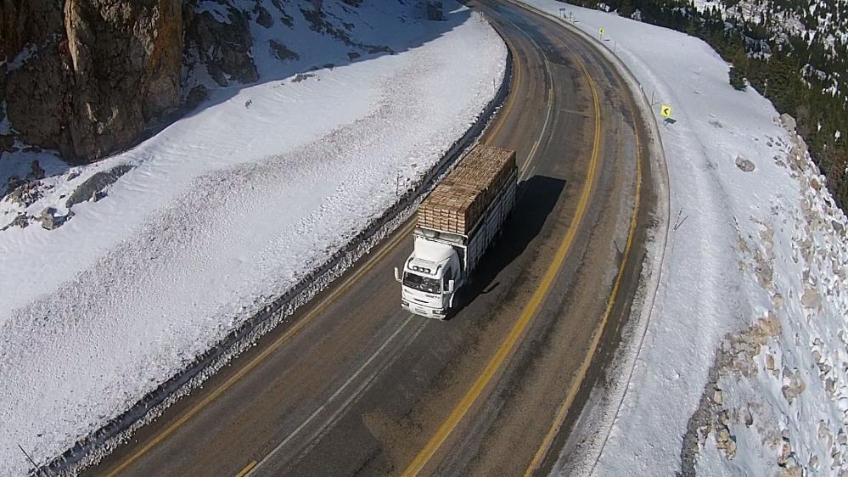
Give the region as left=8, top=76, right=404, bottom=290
left=87, top=1, right=656, bottom=476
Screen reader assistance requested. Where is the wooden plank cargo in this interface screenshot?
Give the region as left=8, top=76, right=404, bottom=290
left=417, top=145, right=517, bottom=236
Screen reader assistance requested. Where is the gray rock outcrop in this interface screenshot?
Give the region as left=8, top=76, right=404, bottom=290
left=184, top=4, right=258, bottom=87
left=65, top=164, right=134, bottom=208
left=2, top=0, right=182, bottom=163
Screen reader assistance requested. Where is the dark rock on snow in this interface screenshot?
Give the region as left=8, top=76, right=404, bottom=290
left=65, top=164, right=134, bottom=209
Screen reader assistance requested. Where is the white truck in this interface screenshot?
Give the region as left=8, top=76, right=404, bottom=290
left=395, top=145, right=517, bottom=319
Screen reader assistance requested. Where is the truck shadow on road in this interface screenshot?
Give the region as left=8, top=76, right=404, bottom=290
left=448, top=174, right=566, bottom=320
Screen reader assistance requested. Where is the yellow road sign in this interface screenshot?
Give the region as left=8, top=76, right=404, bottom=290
left=660, top=104, right=672, bottom=118
left=599, top=27, right=605, bottom=35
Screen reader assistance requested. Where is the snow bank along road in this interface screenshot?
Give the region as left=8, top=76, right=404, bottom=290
left=521, top=1, right=848, bottom=476
left=2, top=2, right=509, bottom=475
left=85, top=1, right=659, bottom=476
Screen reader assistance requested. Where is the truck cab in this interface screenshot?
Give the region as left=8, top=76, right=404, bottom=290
left=395, top=236, right=462, bottom=319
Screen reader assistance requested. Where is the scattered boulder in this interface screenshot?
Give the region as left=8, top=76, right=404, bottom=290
left=40, top=207, right=58, bottom=230
left=772, top=292, right=785, bottom=310
left=758, top=313, right=781, bottom=337
left=186, top=7, right=258, bottom=87
left=776, top=440, right=802, bottom=476
left=365, top=44, right=393, bottom=55
left=801, top=288, right=822, bottom=309
left=269, top=0, right=295, bottom=27
left=39, top=207, right=73, bottom=230
left=270, top=40, right=299, bottom=62
left=184, top=85, right=209, bottom=111
left=715, top=426, right=737, bottom=459
left=735, top=155, right=756, bottom=172
left=765, top=353, right=776, bottom=372
left=826, top=378, right=837, bottom=395
left=427, top=1, right=444, bottom=21
left=292, top=73, right=315, bottom=83
left=5, top=175, right=23, bottom=193
left=808, top=454, right=819, bottom=471
left=781, top=368, right=806, bottom=404
left=30, top=160, right=45, bottom=180
left=778, top=440, right=793, bottom=466
left=4, top=179, right=41, bottom=207
left=65, top=164, right=133, bottom=209
left=1, top=213, right=31, bottom=231
left=0, top=135, right=15, bottom=154
left=780, top=113, right=797, bottom=132
left=779, top=467, right=802, bottom=477
left=254, top=4, right=273, bottom=28
left=718, top=410, right=730, bottom=426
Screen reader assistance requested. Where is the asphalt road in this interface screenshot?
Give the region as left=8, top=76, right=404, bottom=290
left=87, top=1, right=656, bottom=476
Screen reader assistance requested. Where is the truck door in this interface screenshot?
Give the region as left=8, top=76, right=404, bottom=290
left=443, top=266, right=454, bottom=308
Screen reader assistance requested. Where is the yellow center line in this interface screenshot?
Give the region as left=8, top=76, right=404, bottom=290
left=400, top=46, right=604, bottom=477
left=234, top=461, right=257, bottom=477
left=484, top=26, right=523, bottom=144
left=105, top=21, right=527, bottom=476
left=522, top=52, right=644, bottom=477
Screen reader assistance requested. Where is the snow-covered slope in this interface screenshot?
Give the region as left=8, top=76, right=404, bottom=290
left=516, top=1, right=848, bottom=476
left=0, top=2, right=506, bottom=474
left=693, top=0, right=848, bottom=51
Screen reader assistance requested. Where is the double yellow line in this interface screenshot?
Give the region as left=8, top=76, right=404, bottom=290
left=522, top=57, right=644, bottom=477
left=400, top=49, right=605, bottom=477
left=106, top=20, right=527, bottom=477
left=484, top=25, right=523, bottom=145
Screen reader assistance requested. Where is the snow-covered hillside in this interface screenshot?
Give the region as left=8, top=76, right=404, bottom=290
left=516, top=1, right=848, bottom=476
left=0, top=1, right=506, bottom=474
left=693, top=0, right=848, bottom=51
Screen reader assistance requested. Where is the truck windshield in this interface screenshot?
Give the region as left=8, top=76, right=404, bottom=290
left=403, top=272, right=441, bottom=294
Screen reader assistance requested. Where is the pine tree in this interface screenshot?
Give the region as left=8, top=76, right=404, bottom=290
left=729, top=66, right=747, bottom=90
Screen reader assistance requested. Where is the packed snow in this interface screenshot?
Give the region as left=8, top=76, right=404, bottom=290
left=516, top=1, right=848, bottom=476
left=0, top=2, right=506, bottom=474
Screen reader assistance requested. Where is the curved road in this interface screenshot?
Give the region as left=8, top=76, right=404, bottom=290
left=88, top=1, right=656, bottom=476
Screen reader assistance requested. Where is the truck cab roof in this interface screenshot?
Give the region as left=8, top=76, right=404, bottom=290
left=406, top=238, right=455, bottom=277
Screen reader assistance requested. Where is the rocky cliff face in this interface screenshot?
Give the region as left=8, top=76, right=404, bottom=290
left=1, top=0, right=183, bottom=163
left=183, top=2, right=258, bottom=88
left=1, top=0, right=378, bottom=165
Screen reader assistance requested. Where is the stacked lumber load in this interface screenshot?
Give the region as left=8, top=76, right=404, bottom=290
left=418, top=145, right=517, bottom=235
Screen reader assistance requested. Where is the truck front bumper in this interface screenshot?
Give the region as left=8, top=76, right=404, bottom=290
left=402, top=300, right=446, bottom=320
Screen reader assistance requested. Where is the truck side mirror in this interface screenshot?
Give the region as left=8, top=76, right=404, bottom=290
left=394, top=267, right=402, bottom=283
left=448, top=279, right=455, bottom=293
